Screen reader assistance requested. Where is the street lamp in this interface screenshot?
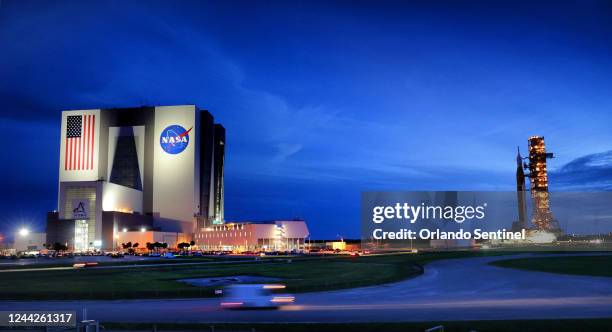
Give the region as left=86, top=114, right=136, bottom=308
left=19, top=228, right=29, bottom=237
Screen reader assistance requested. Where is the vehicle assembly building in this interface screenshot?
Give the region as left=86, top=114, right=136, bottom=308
left=45, top=105, right=309, bottom=252
left=46, top=105, right=226, bottom=251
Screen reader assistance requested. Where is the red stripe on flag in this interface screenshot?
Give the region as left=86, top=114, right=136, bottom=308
left=83, top=116, right=87, bottom=170
left=80, top=116, right=85, bottom=170
left=80, top=136, right=83, bottom=170
left=84, top=115, right=89, bottom=169
left=87, top=115, right=91, bottom=169
left=65, top=137, right=68, bottom=170
left=76, top=137, right=79, bottom=170
left=91, top=115, right=95, bottom=169
left=74, top=138, right=77, bottom=170
left=87, top=115, right=90, bottom=169
left=68, top=138, right=72, bottom=170
left=77, top=136, right=81, bottom=170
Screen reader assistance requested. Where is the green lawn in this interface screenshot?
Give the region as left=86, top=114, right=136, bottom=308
left=103, top=319, right=612, bottom=332
left=0, top=251, right=492, bottom=300
left=490, top=255, right=612, bottom=277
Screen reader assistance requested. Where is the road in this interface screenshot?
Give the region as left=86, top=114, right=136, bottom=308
left=1, top=254, right=611, bottom=323
left=0, top=257, right=261, bottom=273
left=0, top=255, right=160, bottom=267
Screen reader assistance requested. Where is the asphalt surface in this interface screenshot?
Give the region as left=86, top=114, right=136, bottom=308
left=1, top=254, right=611, bottom=323
left=0, top=257, right=261, bottom=273
left=0, top=255, right=158, bottom=266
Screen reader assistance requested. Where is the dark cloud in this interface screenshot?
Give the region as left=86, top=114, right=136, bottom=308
left=551, top=150, right=612, bottom=191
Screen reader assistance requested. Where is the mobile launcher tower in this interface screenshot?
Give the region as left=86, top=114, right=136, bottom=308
left=514, top=136, right=561, bottom=242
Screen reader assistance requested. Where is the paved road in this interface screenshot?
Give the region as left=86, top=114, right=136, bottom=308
left=1, top=254, right=611, bottom=323
left=0, top=257, right=263, bottom=273
left=0, top=255, right=162, bottom=267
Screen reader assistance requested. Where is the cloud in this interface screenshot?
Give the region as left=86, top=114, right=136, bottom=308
left=272, top=143, right=303, bottom=162
left=550, top=150, right=612, bottom=191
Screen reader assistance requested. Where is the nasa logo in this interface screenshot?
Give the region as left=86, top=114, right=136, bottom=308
left=160, top=125, right=192, bottom=154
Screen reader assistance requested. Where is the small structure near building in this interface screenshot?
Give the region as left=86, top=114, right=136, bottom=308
left=13, top=231, right=46, bottom=252
left=307, top=239, right=361, bottom=252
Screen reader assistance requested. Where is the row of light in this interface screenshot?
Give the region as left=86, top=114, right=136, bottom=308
left=20, top=226, right=148, bottom=236
left=20, top=225, right=150, bottom=237
left=120, top=227, right=147, bottom=233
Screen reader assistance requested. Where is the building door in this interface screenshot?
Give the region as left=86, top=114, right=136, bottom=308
left=74, top=220, right=89, bottom=251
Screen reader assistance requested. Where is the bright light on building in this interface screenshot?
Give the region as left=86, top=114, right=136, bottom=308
left=93, top=240, right=102, bottom=247
left=18, top=228, right=29, bottom=237
left=140, top=227, right=146, bottom=232
left=122, top=228, right=127, bottom=232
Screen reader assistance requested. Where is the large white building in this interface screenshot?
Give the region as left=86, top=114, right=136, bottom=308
left=47, top=105, right=225, bottom=251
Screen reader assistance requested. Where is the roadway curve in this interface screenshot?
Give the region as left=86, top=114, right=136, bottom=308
left=1, top=254, right=611, bottom=323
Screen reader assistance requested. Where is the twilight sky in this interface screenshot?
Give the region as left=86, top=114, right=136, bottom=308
left=1, top=0, right=612, bottom=238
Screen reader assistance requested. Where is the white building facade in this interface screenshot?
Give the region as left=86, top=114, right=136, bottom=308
left=47, top=105, right=225, bottom=251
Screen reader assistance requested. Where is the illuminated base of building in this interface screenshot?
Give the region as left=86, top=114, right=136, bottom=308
left=524, top=229, right=557, bottom=243
left=492, top=228, right=557, bottom=245
left=46, top=210, right=194, bottom=251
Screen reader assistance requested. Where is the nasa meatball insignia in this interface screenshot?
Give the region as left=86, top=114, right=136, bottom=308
left=160, top=125, right=192, bottom=154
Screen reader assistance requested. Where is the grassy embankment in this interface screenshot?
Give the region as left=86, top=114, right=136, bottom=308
left=0, top=251, right=494, bottom=300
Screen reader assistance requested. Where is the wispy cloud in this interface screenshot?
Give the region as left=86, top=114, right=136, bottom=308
left=551, top=150, right=612, bottom=191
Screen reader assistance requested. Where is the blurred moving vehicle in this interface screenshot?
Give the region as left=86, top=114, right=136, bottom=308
left=220, top=284, right=294, bottom=309
left=73, top=262, right=98, bottom=268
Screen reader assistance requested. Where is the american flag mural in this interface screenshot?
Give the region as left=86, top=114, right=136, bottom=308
left=65, top=114, right=95, bottom=170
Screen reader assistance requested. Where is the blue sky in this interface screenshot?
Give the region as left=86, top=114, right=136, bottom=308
left=1, top=0, right=612, bottom=238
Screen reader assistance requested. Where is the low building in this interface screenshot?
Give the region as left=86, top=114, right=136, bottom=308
left=13, top=231, right=46, bottom=252
left=194, top=220, right=309, bottom=252
left=307, top=239, right=361, bottom=251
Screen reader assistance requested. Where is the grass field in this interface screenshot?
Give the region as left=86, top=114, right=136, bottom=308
left=0, top=251, right=492, bottom=300
left=102, top=319, right=612, bottom=332
left=490, top=255, right=612, bottom=277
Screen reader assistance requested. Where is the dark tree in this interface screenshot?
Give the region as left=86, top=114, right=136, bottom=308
left=52, top=242, right=68, bottom=252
